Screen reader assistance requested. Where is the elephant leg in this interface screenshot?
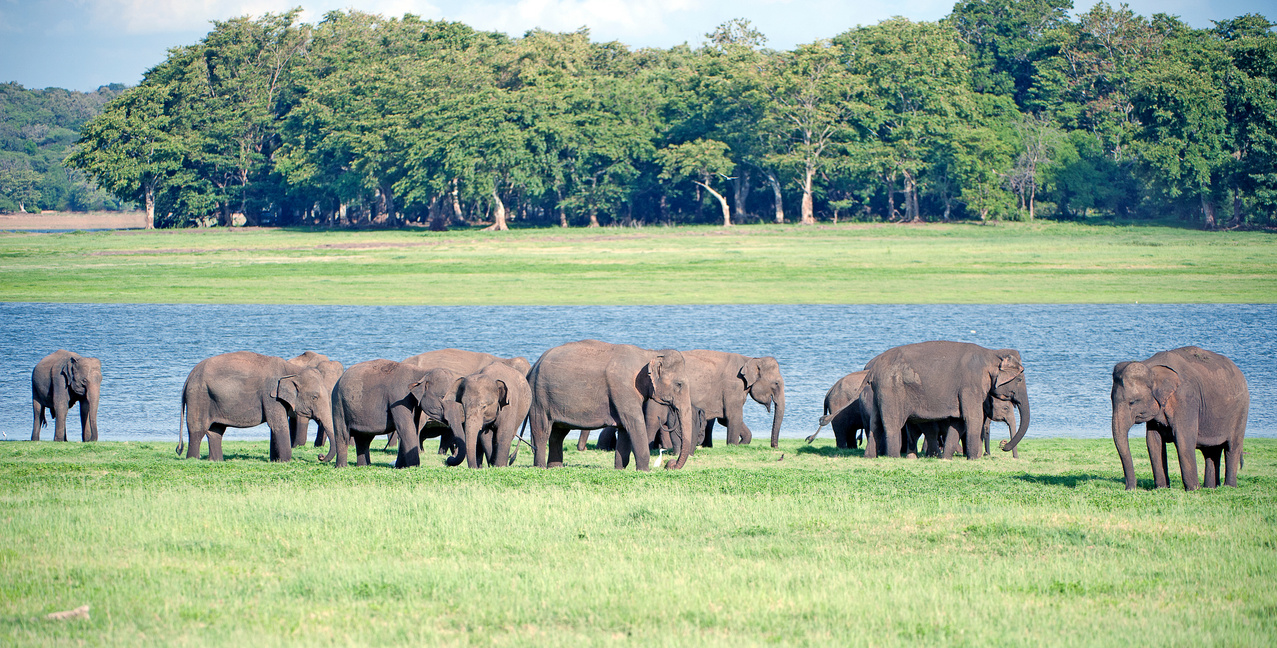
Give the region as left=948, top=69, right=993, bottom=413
left=618, top=406, right=651, bottom=471
left=267, top=407, right=293, bottom=463
left=528, top=410, right=550, bottom=469
left=615, top=427, right=632, bottom=469
left=1174, top=440, right=1200, bottom=492
left=1146, top=426, right=1169, bottom=488
left=291, top=415, right=310, bottom=449
left=52, top=401, right=69, bottom=442
left=207, top=424, right=226, bottom=461
left=31, top=400, right=44, bottom=441
left=961, top=413, right=982, bottom=461
left=1224, top=439, right=1243, bottom=488
left=436, top=429, right=455, bottom=455
left=880, top=413, right=903, bottom=459
left=392, top=406, right=421, bottom=468
left=982, top=419, right=992, bottom=458
left=548, top=425, right=569, bottom=468
left=941, top=423, right=961, bottom=459
left=1201, top=446, right=1222, bottom=489
left=353, top=433, right=374, bottom=467
left=701, top=420, right=714, bottom=448
left=577, top=429, right=592, bottom=452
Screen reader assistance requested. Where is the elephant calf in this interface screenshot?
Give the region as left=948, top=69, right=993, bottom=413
left=452, top=362, right=532, bottom=468
left=330, top=360, right=467, bottom=468
left=32, top=350, right=102, bottom=442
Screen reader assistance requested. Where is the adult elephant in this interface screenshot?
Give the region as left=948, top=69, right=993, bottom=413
left=807, top=371, right=869, bottom=449
left=394, top=349, right=530, bottom=450
left=1111, top=346, right=1248, bottom=490
left=682, top=350, right=785, bottom=448
left=177, top=351, right=335, bottom=462
left=31, top=350, right=102, bottom=442
left=288, top=352, right=345, bottom=448
left=859, top=341, right=1030, bottom=459
left=328, top=360, right=467, bottom=468
left=526, top=340, right=695, bottom=471
left=453, top=362, right=532, bottom=468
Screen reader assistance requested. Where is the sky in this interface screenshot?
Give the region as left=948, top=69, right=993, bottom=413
left=1, top=0, right=1272, bottom=92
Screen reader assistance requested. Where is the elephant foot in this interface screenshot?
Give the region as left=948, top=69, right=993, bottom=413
left=548, top=461, right=564, bottom=468
left=905, top=453, right=918, bottom=460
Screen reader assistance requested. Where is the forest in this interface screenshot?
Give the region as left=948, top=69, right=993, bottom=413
left=38, top=2, right=1277, bottom=229
left=0, top=82, right=130, bottom=213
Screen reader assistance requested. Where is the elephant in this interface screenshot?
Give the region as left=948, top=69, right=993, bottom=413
left=858, top=341, right=1030, bottom=459
left=287, top=351, right=345, bottom=448
left=579, top=407, right=707, bottom=456
left=177, top=351, right=335, bottom=462
left=31, top=350, right=102, bottom=442
left=1111, top=346, right=1249, bottom=490
left=452, top=362, right=532, bottom=468
left=393, top=349, right=531, bottom=450
left=328, top=360, right=468, bottom=468
left=526, top=340, right=695, bottom=471
left=904, top=395, right=1018, bottom=459
left=681, top=350, right=785, bottom=448
left=807, top=371, right=869, bottom=448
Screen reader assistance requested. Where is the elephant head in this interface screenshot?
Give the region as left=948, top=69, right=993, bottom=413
left=741, top=356, right=785, bottom=448
left=500, top=356, right=533, bottom=376
left=63, top=355, right=101, bottom=442
left=990, top=351, right=1031, bottom=453
left=455, top=373, right=510, bottom=468
left=272, top=367, right=335, bottom=460
left=646, top=350, right=695, bottom=470
left=408, top=369, right=467, bottom=467
left=1111, top=361, right=1179, bottom=489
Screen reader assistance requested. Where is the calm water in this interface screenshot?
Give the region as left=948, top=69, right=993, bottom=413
left=1, top=303, right=1272, bottom=443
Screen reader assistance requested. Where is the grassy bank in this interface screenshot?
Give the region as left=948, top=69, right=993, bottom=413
left=1, top=222, right=1274, bottom=304
left=2, top=438, right=1274, bottom=646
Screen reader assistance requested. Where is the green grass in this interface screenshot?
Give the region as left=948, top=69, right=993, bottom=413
left=2, top=438, right=1275, bottom=646
left=1, top=221, right=1274, bottom=304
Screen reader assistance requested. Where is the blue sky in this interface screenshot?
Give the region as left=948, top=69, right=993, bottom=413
left=1, top=1, right=1271, bottom=92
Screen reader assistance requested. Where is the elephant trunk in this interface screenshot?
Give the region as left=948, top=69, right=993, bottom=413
left=1112, top=404, right=1137, bottom=490
left=665, top=389, right=695, bottom=470
left=769, top=387, right=785, bottom=448
left=83, top=382, right=100, bottom=442
left=1000, top=396, right=1030, bottom=453
left=444, top=401, right=468, bottom=467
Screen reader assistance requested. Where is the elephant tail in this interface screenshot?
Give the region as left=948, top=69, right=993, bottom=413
left=38, top=408, right=47, bottom=430
left=176, top=398, right=186, bottom=456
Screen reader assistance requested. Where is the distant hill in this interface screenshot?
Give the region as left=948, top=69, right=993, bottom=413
left=0, top=82, right=132, bottom=212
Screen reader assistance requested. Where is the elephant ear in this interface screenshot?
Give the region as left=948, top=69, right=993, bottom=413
left=1112, top=361, right=1133, bottom=382
left=495, top=379, right=510, bottom=408
left=740, top=359, right=764, bottom=389
left=60, top=358, right=79, bottom=393
left=272, top=375, right=300, bottom=410
left=1150, top=365, right=1181, bottom=408
left=995, top=353, right=1024, bottom=387
left=648, top=354, right=666, bottom=384
left=408, top=378, right=430, bottom=406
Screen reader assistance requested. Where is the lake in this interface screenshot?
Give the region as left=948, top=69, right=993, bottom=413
left=1, top=303, right=1272, bottom=444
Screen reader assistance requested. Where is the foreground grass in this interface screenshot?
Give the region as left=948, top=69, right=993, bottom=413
left=2, top=438, right=1274, bottom=646
left=1, top=221, right=1274, bottom=304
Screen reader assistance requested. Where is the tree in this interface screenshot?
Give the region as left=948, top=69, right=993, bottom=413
left=0, top=161, right=41, bottom=212
left=657, top=139, right=736, bottom=225
left=947, top=0, right=1072, bottom=103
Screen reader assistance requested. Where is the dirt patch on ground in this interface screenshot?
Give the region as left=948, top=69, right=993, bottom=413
left=0, top=211, right=148, bottom=230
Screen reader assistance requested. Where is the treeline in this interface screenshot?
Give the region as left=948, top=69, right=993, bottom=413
left=67, top=2, right=1277, bottom=229
left=0, top=83, right=130, bottom=213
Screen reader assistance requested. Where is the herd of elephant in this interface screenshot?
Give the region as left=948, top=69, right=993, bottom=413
left=30, top=340, right=1250, bottom=491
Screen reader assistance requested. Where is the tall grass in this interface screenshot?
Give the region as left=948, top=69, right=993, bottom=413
left=2, top=438, right=1274, bottom=645
left=1, top=222, right=1274, bottom=304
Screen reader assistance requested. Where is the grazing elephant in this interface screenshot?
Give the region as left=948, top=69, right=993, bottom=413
left=31, top=350, right=102, bottom=442
left=859, top=341, right=1030, bottom=459
left=581, top=407, right=707, bottom=456
left=808, top=371, right=869, bottom=448
left=177, top=351, right=335, bottom=462
left=905, top=395, right=1018, bottom=459
left=453, top=362, right=532, bottom=468
left=682, top=350, right=785, bottom=448
left=1111, top=346, right=1249, bottom=490
left=328, top=360, right=467, bottom=468
left=287, top=352, right=345, bottom=448
left=394, top=349, right=530, bottom=449
left=526, top=340, right=695, bottom=471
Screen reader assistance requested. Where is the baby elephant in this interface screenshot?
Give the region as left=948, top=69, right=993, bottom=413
left=32, top=350, right=102, bottom=442
left=453, top=363, right=532, bottom=468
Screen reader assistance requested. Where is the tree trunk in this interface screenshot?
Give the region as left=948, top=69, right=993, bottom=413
left=451, top=179, right=463, bottom=222
left=885, top=176, right=896, bottom=221
left=659, top=194, right=669, bottom=224
left=143, top=184, right=155, bottom=230
left=1028, top=180, right=1036, bottom=220
left=903, top=171, right=920, bottom=223
left=381, top=182, right=398, bottom=227
left=800, top=165, right=815, bottom=225
left=588, top=209, right=600, bottom=228
left=767, top=171, right=784, bottom=224
left=484, top=188, right=509, bottom=231
left=1201, top=193, right=1217, bottom=230
left=695, top=181, right=731, bottom=227
left=428, top=196, right=448, bottom=231
left=1229, top=192, right=1243, bottom=228
left=734, top=168, right=750, bottom=220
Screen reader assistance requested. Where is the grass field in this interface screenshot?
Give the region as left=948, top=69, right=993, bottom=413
left=2, top=438, right=1274, bottom=646
left=1, top=221, right=1274, bottom=304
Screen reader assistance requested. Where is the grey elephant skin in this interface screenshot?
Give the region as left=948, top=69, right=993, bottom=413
left=454, top=362, right=532, bottom=468
left=178, top=351, right=336, bottom=461
left=682, top=350, right=785, bottom=448
left=31, top=350, right=102, bottom=442
left=905, top=396, right=1018, bottom=459
left=527, top=340, right=695, bottom=471
left=393, top=349, right=530, bottom=450
left=859, top=341, right=1031, bottom=459
left=1111, top=346, right=1249, bottom=490
left=809, top=371, right=869, bottom=448
left=288, top=351, right=345, bottom=448
left=329, top=360, right=468, bottom=468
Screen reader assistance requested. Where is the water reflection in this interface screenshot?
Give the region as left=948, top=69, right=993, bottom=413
left=1, top=303, right=1272, bottom=442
